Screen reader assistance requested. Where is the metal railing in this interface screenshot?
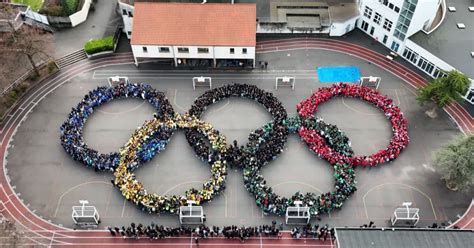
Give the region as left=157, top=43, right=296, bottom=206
left=1, top=59, right=49, bottom=97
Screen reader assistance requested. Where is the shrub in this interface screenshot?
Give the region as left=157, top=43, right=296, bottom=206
left=48, top=61, right=57, bottom=73
left=61, top=0, right=79, bottom=15
left=84, top=36, right=114, bottom=55
left=40, top=3, right=64, bottom=16
left=29, top=72, right=40, bottom=81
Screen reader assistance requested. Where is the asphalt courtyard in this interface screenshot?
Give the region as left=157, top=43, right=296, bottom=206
left=4, top=47, right=472, bottom=232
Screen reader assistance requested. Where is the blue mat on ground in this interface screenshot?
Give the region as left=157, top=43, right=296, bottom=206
left=317, top=66, right=361, bottom=83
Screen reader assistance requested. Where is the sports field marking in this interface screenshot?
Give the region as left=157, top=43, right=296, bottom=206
left=53, top=181, right=111, bottom=218
left=362, top=183, right=437, bottom=220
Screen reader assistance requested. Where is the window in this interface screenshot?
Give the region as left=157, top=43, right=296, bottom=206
left=394, top=30, right=406, bottom=40
left=383, top=0, right=388, bottom=6
left=370, top=26, right=375, bottom=35
left=394, top=6, right=400, bottom=13
left=242, top=48, right=247, bottom=54
left=364, top=6, right=373, bottom=18
left=178, top=47, right=189, bottom=53
left=159, top=47, right=170, bottom=53
left=382, top=35, right=388, bottom=44
left=142, top=47, right=147, bottom=53
left=390, top=41, right=399, bottom=52
left=361, top=20, right=369, bottom=31
left=383, top=19, right=393, bottom=31
left=122, top=9, right=127, bottom=15
left=230, top=48, right=235, bottom=54
left=402, top=48, right=418, bottom=64
left=373, top=12, right=382, bottom=25
left=389, top=3, right=394, bottom=9
left=127, top=31, right=131, bottom=36
left=198, top=48, right=209, bottom=53
left=128, top=11, right=133, bottom=17
left=426, top=63, right=434, bottom=74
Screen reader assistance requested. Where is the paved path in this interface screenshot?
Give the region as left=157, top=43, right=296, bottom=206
left=0, top=38, right=472, bottom=246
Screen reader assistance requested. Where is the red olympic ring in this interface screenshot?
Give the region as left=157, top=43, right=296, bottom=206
left=297, top=83, right=409, bottom=167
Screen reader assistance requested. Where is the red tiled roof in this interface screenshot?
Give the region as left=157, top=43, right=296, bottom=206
left=131, top=3, right=256, bottom=47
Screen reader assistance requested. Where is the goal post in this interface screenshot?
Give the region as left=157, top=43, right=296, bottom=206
left=179, top=200, right=205, bottom=224
left=390, top=202, right=420, bottom=227
left=276, top=76, right=295, bottom=90
left=192, top=76, right=212, bottom=90
left=285, top=201, right=310, bottom=225
left=359, top=76, right=381, bottom=90
left=72, top=200, right=100, bottom=227
left=107, top=76, right=129, bottom=87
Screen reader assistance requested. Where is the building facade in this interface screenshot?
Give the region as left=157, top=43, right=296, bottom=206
left=118, top=1, right=256, bottom=68
left=356, top=0, right=472, bottom=102
left=117, top=0, right=472, bottom=102
left=357, top=0, right=442, bottom=75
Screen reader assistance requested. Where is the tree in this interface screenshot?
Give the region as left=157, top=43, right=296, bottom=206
left=433, top=135, right=474, bottom=192
left=417, top=70, right=470, bottom=117
left=0, top=25, right=53, bottom=76
left=0, top=216, right=25, bottom=247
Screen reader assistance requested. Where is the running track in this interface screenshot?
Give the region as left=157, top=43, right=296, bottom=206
left=0, top=38, right=472, bottom=247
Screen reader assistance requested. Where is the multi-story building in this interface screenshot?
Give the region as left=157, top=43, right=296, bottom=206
left=357, top=0, right=473, bottom=102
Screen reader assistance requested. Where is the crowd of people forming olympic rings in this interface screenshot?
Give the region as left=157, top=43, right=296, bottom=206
left=60, top=82, right=409, bottom=219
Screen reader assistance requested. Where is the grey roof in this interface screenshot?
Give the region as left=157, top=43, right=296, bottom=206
left=409, top=0, right=474, bottom=78
left=335, top=228, right=474, bottom=248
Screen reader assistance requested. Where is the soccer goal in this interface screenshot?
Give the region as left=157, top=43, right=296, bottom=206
left=390, top=202, right=420, bottom=227
left=275, top=76, right=295, bottom=90
left=72, top=200, right=100, bottom=227
left=192, top=76, right=212, bottom=90
left=179, top=200, right=205, bottom=224
left=108, top=76, right=129, bottom=87
left=359, top=76, right=381, bottom=90
left=285, top=201, right=310, bottom=225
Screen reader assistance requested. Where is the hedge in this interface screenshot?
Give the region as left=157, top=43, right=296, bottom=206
left=84, top=36, right=114, bottom=55
left=61, top=0, right=79, bottom=16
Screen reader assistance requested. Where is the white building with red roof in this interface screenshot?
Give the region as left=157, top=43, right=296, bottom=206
left=119, top=1, right=256, bottom=68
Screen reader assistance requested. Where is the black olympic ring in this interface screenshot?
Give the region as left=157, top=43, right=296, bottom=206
left=61, top=83, right=408, bottom=216
left=185, top=84, right=288, bottom=168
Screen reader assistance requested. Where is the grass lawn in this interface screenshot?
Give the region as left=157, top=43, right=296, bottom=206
left=12, top=0, right=43, bottom=12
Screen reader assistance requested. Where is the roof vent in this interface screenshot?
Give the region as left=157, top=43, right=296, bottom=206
left=457, top=23, right=465, bottom=29
left=448, top=6, right=456, bottom=12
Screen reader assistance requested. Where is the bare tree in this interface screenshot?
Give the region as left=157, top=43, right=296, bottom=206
left=0, top=25, right=53, bottom=76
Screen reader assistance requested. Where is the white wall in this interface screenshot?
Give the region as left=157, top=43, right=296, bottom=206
left=358, top=0, right=403, bottom=50
left=172, top=46, right=215, bottom=59
left=329, top=16, right=358, bottom=36
left=214, top=46, right=255, bottom=59
left=406, top=0, right=439, bottom=37
left=132, top=45, right=255, bottom=60
left=132, top=45, right=175, bottom=59
left=70, top=0, right=91, bottom=27
left=118, top=1, right=134, bottom=39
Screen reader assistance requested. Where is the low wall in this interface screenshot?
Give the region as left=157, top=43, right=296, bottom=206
left=69, top=0, right=91, bottom=27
